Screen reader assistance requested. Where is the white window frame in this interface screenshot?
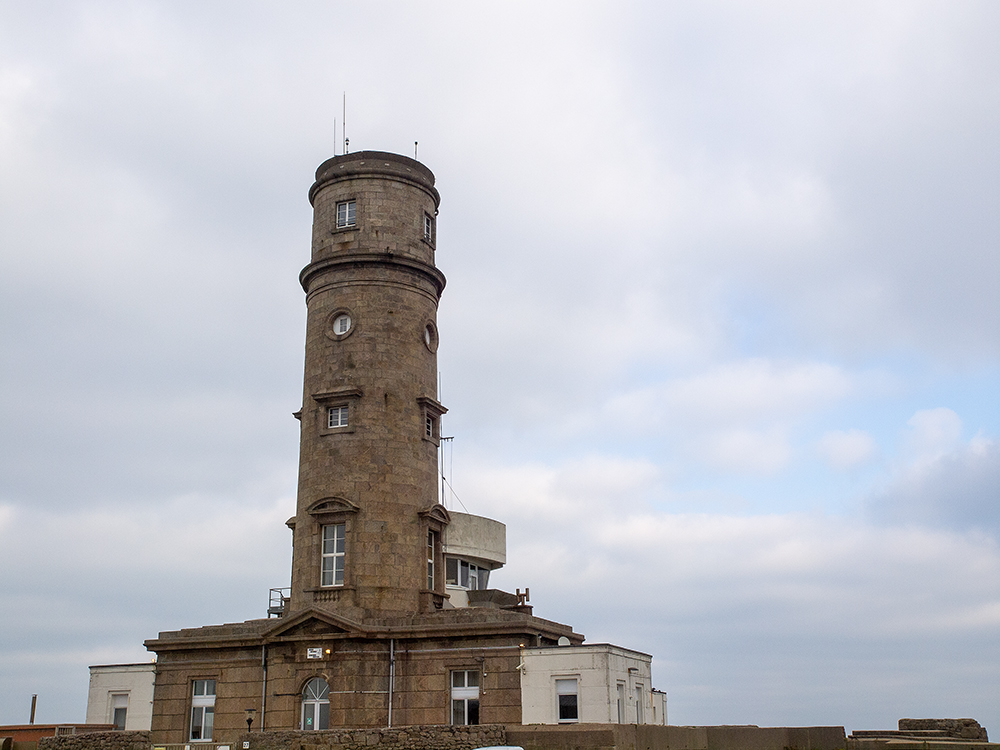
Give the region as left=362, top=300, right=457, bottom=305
left=327, top=405, right=349, bottom=429
left=417, top=397, right=446, bottom=446
left=336, top=200, right=356, bottom=228
left=332, top=313, right=351, bottom=335
left=110, top=693, right=128, bottom=731
left=424, top=213, right=435, bottom=243
left=301, top=677, right=330, bottom=730
left=190, top=679, right=216, bottom=741
left=555, top=677, right=579, bottom=724
left=450, top=670, right=480, bottom=725
left=446, top=557, right=489, bottom=590
left=321, top=523, right=346, bottom=587
left=635, top=682, right=645, bottom=724
left=427, top=530, right=437, bottom=590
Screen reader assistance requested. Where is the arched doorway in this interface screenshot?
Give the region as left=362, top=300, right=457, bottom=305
left=301, top=677, right=330, bottom=730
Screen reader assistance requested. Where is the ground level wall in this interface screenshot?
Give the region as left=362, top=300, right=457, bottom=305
left=508, top=724, right=848, bottom=750
left=62, top=723, right=843, bottom=750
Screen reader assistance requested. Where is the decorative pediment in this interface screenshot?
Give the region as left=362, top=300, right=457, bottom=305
left=307, top=497, right=360, bottom=517
left=311, top=387, right=363, bottom=404
left=416, top=396, right=448, bottom=417
left=264, top=608, right=365, bottom=641
left=418, top=503, right=451, bottom=525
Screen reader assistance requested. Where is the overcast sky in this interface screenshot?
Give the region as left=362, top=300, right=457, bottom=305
left=1, top=0, right=998, bottom=734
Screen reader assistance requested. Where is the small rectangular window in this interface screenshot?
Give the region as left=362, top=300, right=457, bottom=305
left=426, top=413, right=437, bottom=439
left=424, top=214, right=435, bottom=243
left=321, top=523, right=346, bottom=586
left=336, top=200, right=356, bottom=228
left=111, top=693, right=128, bottom=731
left=328, top=405, right=349, bottom=429
left=450, top=670, right=480, bottom=725
left=190, top=680, right=216, bottom=741
left=427, top=530, right=437, bottom=589
left=556, top=678, right=578, bottom=723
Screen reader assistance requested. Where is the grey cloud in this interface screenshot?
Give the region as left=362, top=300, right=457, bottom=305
left=867, top=439, right=1000, bottom=533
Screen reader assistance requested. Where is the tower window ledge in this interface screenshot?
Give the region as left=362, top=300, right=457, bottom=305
left=312, top=387, right=364, bottom=401
left=313, top=389, right=363, bottom=435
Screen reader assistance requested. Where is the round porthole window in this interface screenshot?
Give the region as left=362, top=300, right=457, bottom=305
left=333, top=314, right=352, bottom=335
left=423, top=322, right=439, bottom=353
left=325, top=310, right=355, bottom=341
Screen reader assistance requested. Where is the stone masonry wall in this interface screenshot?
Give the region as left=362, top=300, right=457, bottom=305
left=898, top=719, right=988, bottom=741
left=39, top=731, right=150, bottom=750
left=239, top=723, right=505, bottom=750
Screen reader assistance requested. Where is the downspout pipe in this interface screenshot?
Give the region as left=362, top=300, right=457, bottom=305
left=388, top=639, right=395, bottom=728
left=261, top=645, right=268, bottom=730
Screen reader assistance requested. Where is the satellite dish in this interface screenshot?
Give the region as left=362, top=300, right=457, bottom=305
left=557, top=636, right=571, bottom=647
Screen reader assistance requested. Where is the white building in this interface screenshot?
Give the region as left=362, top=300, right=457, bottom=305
left=521, top=644, right=666, bottom=725
left=86, top=662, right=156, bottom=731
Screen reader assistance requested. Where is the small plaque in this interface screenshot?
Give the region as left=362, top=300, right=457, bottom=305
left=307, top=647, right=324, bottom=659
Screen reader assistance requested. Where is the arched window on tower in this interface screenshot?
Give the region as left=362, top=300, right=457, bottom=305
left=301, top=678, right=330, bottom=731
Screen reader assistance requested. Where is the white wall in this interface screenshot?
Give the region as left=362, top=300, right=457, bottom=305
left=86, top=663, right=156, bottom=730
left=519, top=644, right=658, bottom=725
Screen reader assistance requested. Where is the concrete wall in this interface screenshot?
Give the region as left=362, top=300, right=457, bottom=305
left=445, top=512, right=506, bottom=566
left=86, top=664, right=156, bottom=730
left=507, top=723, right=847, bottom=750
left=520, top=645, right=655, bottom=725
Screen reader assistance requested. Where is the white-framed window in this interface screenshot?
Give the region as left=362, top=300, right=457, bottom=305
left=190, top=679, right=216, bottom=741
left=556, top=678, right=578, bottom=723
left=332, top=313, right=351, bottom=335
left=328, top=405, right=349, bottom=429
left=446, top=557, right=489, bottom=590
left=301, top=677, right=330, bottom=730
left=635, top=683, right=644, bottom=724
left=417, top=397, right=446, bottom=446
left=450, top=670, right=480, bottom=725
left=617, top=682, right=626, bottom=723
left=423, top=322, right=438, bottom=352
left=424, top=214, right=435, bottom=243
left=321, top=523, right=345, bottom=586
left=111, top=693, right=128, bottom=730
left=336, top=200, right=356, bottom=228
left=427, top=530, right=438, bottom=590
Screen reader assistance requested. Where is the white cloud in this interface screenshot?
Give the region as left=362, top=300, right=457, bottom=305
left=601, top=359, right=853, bottom=441
left=702, top=426, right=792, bottom=475
left=817, top=428, right=878, bottom=470
left=904, top=407, right=964, bottom=460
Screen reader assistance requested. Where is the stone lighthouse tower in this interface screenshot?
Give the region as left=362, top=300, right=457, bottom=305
left=145, top=151, right=590, bottom=743
left=288, top=150, right=450, bottom=618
